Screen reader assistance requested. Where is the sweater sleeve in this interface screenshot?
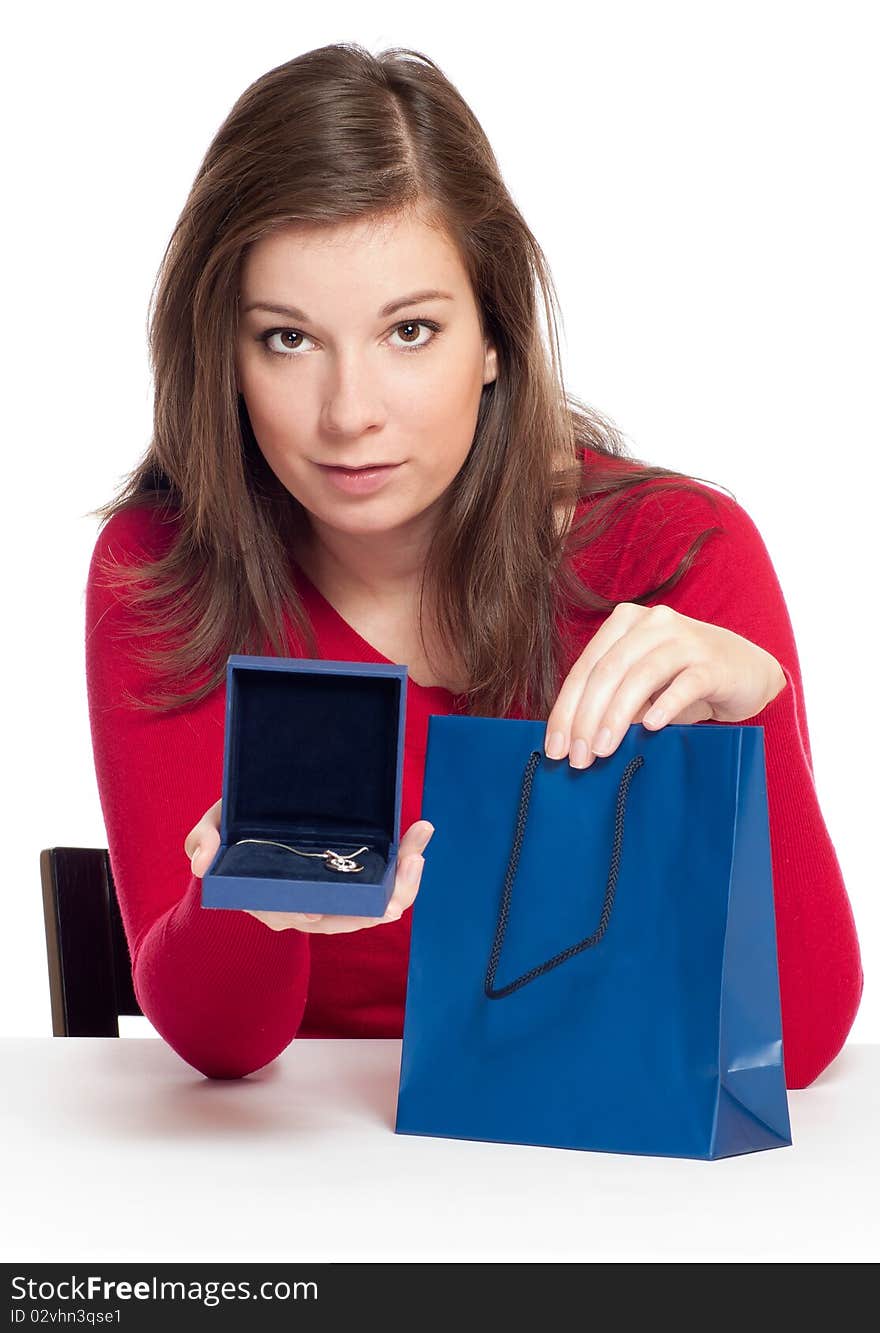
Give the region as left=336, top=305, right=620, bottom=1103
left=84, top=509, right=311, bottom=1079
left=614, top=484, right=863, bottom=1089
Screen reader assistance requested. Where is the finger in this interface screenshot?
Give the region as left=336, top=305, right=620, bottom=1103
left=632, top=665, right=717, bottom=731
left=184, top=798, right=223, bottom=869
left=245, top=908, right=324, bottom=932
left=543, top=604, right=654, bottom=765
left=377, top=823, right=433, bottom=919
left=571, top=635, right=690, bottom=756
left=570, top=645, right=700, bottom=764
left=400, top=820, right=435, bottom=856
left=304, top=909, right=405, bottom=935
left=188, top=833, right=221, bottom=878
left=382, top=853, right=425, bottom=922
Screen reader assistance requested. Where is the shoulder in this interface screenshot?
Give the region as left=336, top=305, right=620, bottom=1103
left=579, top=444, right=735, bottom=522
left=90, top=500, right=180, bottom=557
left=85, top=503, right=184, bottom=662
left=87, top=502, right=181, bottom=590
left=575, top=447, right=776, bottom=598
left=85, top=504, right=189, bottom=710
left=579, top=444, right=765, bottom=544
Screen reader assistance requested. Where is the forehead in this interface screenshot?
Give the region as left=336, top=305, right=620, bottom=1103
left=239, top=211, right=470, bottom=306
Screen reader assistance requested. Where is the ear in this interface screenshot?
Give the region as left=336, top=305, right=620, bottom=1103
left=483, top=339, right=498, bottom=386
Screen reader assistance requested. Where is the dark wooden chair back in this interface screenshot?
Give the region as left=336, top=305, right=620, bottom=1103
left=40, top=847, right=141, bottom=1036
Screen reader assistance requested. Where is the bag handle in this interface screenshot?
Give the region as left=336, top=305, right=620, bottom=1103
left=484, top=748, right=645, bottom=1000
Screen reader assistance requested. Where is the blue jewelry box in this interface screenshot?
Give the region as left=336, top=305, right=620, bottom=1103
left=201, top=654, right=407, bottom=917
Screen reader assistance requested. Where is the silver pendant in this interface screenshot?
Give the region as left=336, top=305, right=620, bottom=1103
left=235, top=838, right=369, bottom=873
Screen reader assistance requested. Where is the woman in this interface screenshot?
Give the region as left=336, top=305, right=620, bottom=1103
left=85, top=43, right=862, bottom=1086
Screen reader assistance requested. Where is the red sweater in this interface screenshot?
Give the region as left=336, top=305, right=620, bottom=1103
left=85, top=452, right=863, bottom=1088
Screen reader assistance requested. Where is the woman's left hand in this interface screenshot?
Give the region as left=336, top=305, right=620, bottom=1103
left=544, top=602, right=787, bottom=767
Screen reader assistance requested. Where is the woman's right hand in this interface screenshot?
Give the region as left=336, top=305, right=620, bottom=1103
left=184, top=798, right=435, bottom=935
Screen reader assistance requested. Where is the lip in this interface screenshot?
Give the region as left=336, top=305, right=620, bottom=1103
left=315, top=461, right=403, bottom=495
left=316, top=463, right=394, bottom=474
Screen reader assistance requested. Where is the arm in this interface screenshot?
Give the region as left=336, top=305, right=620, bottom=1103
left=85, top=508, right=311, bottom=1078
left=618, top=485, right=863, bottom=1088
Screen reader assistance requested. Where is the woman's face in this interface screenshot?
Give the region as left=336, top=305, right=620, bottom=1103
left=235, top=210, right=497, bottom=544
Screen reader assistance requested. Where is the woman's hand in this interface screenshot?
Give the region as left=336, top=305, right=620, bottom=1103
left=545, top=602, right=787, bottom=767
left=184, top=798, right=435, bottom=934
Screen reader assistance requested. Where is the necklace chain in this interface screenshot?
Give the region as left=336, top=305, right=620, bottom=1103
left=234, top=837, right=370, bottom=874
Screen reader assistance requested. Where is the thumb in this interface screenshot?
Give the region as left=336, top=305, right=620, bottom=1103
left=413, top=821, right=435, bottom=853
left=399, top=821, right=435, bottom=861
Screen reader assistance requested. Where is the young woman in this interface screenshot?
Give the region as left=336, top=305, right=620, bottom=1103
left=85, top=43, right=862, bottom=1088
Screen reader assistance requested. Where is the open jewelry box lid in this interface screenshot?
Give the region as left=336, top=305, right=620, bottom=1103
left=201, top=655, right=407, bottom=916
left=217, top=654, right=407, bottom=852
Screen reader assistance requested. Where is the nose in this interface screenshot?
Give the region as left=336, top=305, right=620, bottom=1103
left=320, top=354, right=386, bottom=438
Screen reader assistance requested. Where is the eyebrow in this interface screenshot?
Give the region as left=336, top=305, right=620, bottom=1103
left=241, top=289, right=455, bottom=321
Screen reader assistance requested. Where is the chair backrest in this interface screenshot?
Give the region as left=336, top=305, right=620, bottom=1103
left=40, top=847, right=142, bottom=1037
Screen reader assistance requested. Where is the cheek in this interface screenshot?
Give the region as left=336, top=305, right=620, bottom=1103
left=394, top=370, right=482, bottom=466
left=240, top=365, right=308, bottom=450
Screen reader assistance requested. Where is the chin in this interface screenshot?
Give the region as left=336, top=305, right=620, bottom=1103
left=314, top=500, right=411, bottom=532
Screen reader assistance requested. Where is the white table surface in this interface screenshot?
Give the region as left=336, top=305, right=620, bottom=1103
left=2, top=1037, right=877, bottom=1263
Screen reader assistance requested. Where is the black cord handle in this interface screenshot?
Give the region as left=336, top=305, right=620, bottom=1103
left=484, top=748, right=646, bottom=1000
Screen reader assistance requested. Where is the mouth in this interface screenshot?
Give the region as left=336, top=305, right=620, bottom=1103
left=313, top=460, right=403, bottom=495
left=316, top=462, right=399, bottom=471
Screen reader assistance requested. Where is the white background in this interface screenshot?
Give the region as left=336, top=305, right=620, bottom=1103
left=4, top=0, right=876, bottom=1041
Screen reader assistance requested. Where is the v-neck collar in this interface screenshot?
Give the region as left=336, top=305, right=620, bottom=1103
left=291, top=559, right=468, bottom=708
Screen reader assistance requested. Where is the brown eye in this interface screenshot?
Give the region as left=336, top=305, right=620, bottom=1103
left=259, top=328, right=312, bottom=356
left=389, top=319, right=441, bottom=353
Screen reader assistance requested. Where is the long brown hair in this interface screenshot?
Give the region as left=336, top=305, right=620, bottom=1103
left=87, top=42, right=732, bottom=718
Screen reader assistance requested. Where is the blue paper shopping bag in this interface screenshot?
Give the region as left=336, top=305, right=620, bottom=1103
left=396, top=716, right=791, bottom=1160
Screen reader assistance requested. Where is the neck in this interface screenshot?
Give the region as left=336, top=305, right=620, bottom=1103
left=292, top=514, right=433, bottom=607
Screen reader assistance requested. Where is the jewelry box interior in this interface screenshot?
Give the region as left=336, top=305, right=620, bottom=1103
left=206, top=658, right=403, bottom=889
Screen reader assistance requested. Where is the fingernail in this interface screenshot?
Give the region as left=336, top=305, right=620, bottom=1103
left=593, top=727, right=613, bottom=755
left=190, top=846, right=201, bottom=872
left=570, top=738, right=590, bottom=768
left=417, top=825, right=434, bottom=852
left=545, top=730, right=565, bottom=759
